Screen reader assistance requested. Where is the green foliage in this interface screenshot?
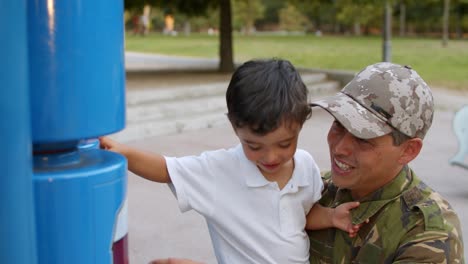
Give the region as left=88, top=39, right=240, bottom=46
left=149, top=7, right=165, bottom=31
left=232, top=0, right=265, bottom=33
left=125, top=0, right=468, bottom=36
left=124, top=0, right=216, bottom=16
left=334, top=0, right=381, bottom=27
left=187, top=8, right=220, bottom=31
left=169, top=0, right=217, bottom=17
left=289, top=0, right=335, bottom=31
left=257, top=0, right=285, bottom=26
left=278, top=3, right=311, bottom=31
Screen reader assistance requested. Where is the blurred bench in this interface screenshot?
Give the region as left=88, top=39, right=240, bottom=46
left=450, top=105, right=468, bottom=169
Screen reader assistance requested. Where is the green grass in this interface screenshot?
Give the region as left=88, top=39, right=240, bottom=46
left=125, top=33, right=468, bottom=90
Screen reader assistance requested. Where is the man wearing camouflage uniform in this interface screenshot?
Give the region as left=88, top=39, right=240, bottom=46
left=308, top=62, right=464, bottom=263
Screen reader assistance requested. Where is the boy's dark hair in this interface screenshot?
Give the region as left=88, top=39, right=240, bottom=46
left=226, top=59, right=312, bottom=135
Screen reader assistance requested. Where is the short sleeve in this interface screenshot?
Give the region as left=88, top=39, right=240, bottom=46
left=165, top=148, right=239, bottom=217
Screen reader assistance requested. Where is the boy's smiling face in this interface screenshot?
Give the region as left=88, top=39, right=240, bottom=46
left=235, top=121, right=301, bottom=181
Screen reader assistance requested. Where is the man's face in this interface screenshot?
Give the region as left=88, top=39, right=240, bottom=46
left=327, top=120, right=405, bottom=199
left=235, top=121, right=301, bottom=179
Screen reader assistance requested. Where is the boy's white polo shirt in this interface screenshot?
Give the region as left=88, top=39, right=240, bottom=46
left=166, top=144, right=323, bottom=264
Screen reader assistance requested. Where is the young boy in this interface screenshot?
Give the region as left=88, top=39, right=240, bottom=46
left=100, top=59, right=360, bottom=263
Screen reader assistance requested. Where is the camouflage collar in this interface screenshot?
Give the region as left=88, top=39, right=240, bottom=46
left=335, top=166, right=414, bottom=225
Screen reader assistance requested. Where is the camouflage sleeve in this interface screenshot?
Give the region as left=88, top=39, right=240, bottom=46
left=392, top=209, right=464, bottom=264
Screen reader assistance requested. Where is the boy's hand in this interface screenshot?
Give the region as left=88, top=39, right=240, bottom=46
left=99, top=136, right=126, bottom=154
left=332, top=201, right=368, bottom=238
left=100, top=136, right=171, bottom=183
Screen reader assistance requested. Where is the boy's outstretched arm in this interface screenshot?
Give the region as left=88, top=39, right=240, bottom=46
left=306, top=202, right=363, bottom=237
left=100, top=136, right=171, bottom=183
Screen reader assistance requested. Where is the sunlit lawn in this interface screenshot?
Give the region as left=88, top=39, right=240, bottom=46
left=125, top=33, right=468, bottom=90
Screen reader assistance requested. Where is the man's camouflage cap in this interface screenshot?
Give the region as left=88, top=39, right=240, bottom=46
left=311, top=62, right=434, bottom=139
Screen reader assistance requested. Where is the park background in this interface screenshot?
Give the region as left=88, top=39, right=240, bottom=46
left=2, top=1, right=467, bottom=263
left=124, top=0, right=468, bottom=91
left=121, top=0, right=468, bottom=262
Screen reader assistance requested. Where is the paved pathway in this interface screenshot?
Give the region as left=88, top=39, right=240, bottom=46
left=122, top=52, right=468, bottom=263
left=126, top=51, right=219, bottom=72
left=126, top=110, right=468, bottom=264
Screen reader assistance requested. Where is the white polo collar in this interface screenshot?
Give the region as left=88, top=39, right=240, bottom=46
left=234, top=144, right=312, bottom=189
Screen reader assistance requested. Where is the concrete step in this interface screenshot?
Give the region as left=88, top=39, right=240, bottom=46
left=112, top=111, right=229, bottom=142
left=126, top=72, right=330, bottom=105
left=126, top=82, right=227, bottom=106
left=126, top=80, right=340, bottom=124
left=127, top=95, right=226, bottom=124
left=112, top=73, right=340, bottom=142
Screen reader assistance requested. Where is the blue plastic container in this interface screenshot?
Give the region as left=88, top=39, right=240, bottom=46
left=33, top=149, right=127, bottom=264
left=27, top=0, right=129, bottom=263
left=27, top=0, right=126, bottom=145
left=78, top=138, right=101, bottom=151
left=0, top=1, right=38, bottom=263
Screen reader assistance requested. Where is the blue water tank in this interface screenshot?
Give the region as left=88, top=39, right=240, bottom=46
left=33, top=149, right=127, bottom=263
left=0, top=1, right=38, bottom=263
left=27, top=0, right=125, bottom=145
left=27, top=0, right=129, bottom=263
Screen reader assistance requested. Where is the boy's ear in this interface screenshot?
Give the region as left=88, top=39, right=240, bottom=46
left=398, top=138, right=423, bottom=164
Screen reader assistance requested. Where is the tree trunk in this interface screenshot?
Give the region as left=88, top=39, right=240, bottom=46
left=219, top=0, right=235, bottom=73
left=442, top=0, right=450, bottom=47
left=353, top=22, right=361, bottom=36
left=399, top=2, right=406, bottom=37
left=246, top=0, right=254, bottom=35
left=455, top=4, right=462, bottom=39
left=183, top=21, right=191, bottom=36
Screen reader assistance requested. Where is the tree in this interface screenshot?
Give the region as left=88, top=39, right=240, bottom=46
left=399, top=0, right=406, bottom=36
left=453, top=0, right=468, bottom=38
left=256, top=0, right=285, bottom=29
left=442, top=0, right=451, bottom=47
left=232, top=0, right=265, bottom=35
left=177, top=0, right=235, bottom=71
left=334, top=0, right=382, bottom=35
left=278, top=3, right=310, bottom=32
left=404, top=1, right=440, bottom=36
left=125, top=0, right=234, bottom=72
left=219, top=0, right=235, bottom=72
left=396, top=0, right=418, bottom=37
left=288, top=0, right=335, bottom=33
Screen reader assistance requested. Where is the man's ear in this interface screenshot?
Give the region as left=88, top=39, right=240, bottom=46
left=398, top=138, right=423, bottom=164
